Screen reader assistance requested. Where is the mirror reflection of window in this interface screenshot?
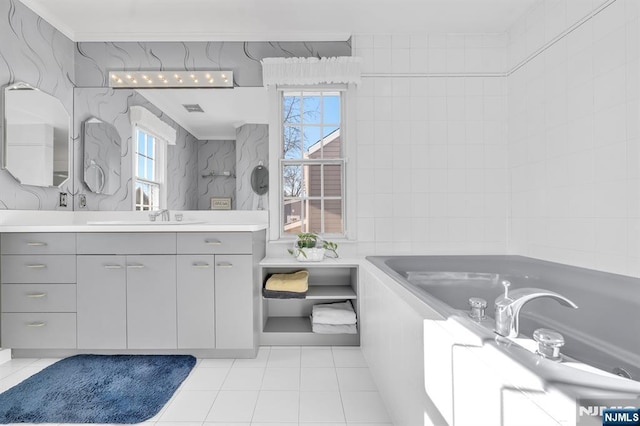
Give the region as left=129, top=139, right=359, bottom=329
left=134, top=128, right=164, bottom=211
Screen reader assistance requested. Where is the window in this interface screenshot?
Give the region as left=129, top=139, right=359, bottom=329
left=134, top=127, right=164, bottom=211
left=281, top=90, right=345, bottom=237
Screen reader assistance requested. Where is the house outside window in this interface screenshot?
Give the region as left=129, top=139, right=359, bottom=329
left=281, top=90, right=345, bottom=237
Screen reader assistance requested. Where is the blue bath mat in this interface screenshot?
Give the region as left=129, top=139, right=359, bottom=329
left=0, top=354, right=196, bottom=423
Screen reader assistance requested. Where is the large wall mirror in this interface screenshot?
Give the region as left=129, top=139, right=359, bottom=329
left=77, top=86, right=268, bottom=211
left=2, top=82, right=71, bottom=187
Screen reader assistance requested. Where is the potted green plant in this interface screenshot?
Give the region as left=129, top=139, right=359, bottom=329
left=288, top=232, right=338, bottom=261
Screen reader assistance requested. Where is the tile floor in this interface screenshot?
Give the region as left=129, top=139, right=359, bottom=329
left=0, top=346, right=393, bottom=426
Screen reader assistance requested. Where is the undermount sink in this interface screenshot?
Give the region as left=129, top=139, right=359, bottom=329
left=86, top=220, right=206, bottom=226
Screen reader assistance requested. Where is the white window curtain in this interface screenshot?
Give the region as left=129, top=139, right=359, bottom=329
left=130, top=106, right=177, bottom=145
left=261, top=56, right=362, bottom=87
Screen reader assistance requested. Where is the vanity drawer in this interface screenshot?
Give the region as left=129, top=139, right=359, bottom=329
left=1, top=233, right=76, bottom=255
left=177, top=232, right=252, bottom=254
left=0, top=255, right=76, bottom=283
left=77, top=233, right=176, bottom=254
left=1, top=313, right=77, bottom=349
left=2, top=284, right=77, bottom=313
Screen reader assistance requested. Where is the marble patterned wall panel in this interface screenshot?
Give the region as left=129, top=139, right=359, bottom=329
left=236, top=124, right=268, bottom=210
left=0, top=0, right=75, bottom=210
left=198, top=140, right=236, bottom=210
left=73, top=88, right=198, bottom=211
left=74, top=41, right=351, bottom=87
left=166, top=131, right=198, bottom=211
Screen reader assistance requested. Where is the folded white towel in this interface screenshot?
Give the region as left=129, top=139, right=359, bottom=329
left=311, top=321, right=358, bottom=334
left=311, top=301, right=357, bottom=325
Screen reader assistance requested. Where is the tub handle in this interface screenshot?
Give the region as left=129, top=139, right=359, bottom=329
left=533, top=328, right=564, bottom=361
left=468, top=297, right=487, bottom=321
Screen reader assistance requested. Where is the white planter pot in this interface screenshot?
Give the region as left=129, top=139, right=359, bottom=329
left=296, top=247, right=325, bottom=262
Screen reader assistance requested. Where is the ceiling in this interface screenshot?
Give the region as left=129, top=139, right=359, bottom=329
left=19, top=0, right=539, bottom=42
left=136, top=88, right=268, bottom=140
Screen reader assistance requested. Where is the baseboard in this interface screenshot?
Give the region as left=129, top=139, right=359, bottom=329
left=0, top=348, right=12, bottom=365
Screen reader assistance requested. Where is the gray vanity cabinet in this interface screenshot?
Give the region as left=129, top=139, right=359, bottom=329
left=177, top=255, right=215, bottom=349
left=0, top=233, right=77, bottom=349
left=76, top=233, right=178, bottom=350
left=126, top=255, right=177, bottom=349
left=215, top=254, right=253, bottom=349
left=77, top=254, right=178, bottom=350
left=77, top=255, right=127, bottom=349
left=1, top=229, right=265, bottom=356
left=78, top=254, right=178, bottom=350
left=176, top=232, right=259, bottom=351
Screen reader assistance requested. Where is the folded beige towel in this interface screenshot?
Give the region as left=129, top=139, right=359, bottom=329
left=265, top=270, right=309, bottom=293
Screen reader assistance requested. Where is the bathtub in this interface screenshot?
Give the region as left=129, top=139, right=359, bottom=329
left=363, top=255, right=640, bottom=425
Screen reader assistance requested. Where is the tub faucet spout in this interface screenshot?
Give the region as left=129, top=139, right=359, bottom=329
left=494, top=280, right=578, bottom=338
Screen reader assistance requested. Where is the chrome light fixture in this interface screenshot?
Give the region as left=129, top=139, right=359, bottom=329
left=108, top=71, right=233, bottom=88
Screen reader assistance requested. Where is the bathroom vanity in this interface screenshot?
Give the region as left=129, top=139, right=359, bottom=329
left=0, top=213, right=267, bottom=358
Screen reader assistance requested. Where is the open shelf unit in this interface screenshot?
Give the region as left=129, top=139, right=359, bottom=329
left=259, top=258, right=360, bottom=346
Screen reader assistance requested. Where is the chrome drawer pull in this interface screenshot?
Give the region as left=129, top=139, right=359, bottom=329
left=104, top=264, right=123, bottom=269
left=192, top=262, right=211, bottom=268
left=26, top=242, right=47, bottom=247
left=127, top=264, right=145, bottom=269
left=27, top=322, right=46, bottom=327
left=216, top=262, right=233, bottom=268
left=205, top=239, right=222, bottom=245
left=26, top=264, right=47, bottom=269
left=26, top=293, right=47, bottom=298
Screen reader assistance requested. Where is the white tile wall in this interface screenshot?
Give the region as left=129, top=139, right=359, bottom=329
left=353, top=34, right=509, bottom=255
left=507, top=0, right=640, bottom=276
left=352, top=0, right=638, bottom=278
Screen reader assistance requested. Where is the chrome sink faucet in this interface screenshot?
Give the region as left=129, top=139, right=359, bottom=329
left=149, top=209, right=170, bottom=221
left=494, top=280, right=578, bottom=338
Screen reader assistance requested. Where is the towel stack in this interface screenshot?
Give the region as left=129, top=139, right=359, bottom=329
left=311, top=301, right=357, bottom=334
left=263, top=270, right=309, bottom=299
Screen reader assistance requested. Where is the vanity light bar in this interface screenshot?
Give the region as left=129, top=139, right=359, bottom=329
left=108, top=71, right=233, bottom=88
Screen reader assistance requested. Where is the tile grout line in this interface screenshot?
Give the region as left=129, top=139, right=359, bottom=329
left=199, top=359, right=235, bottom=424
left=297, top=346, right=303, bottom=425
left=332, top=346, right=349, bottom=424
left=250, top=346, right=275, bottom=424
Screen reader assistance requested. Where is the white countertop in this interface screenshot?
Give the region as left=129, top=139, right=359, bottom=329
left=260, top=256, right=362, bottom=267
left=0, top=210, right=268, bottom=233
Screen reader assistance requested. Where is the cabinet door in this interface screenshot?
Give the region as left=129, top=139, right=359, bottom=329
left=77, top=255, right=127, bottom=349
left=215, top=254, right=254, bottom=349
left=177, top=255, right=215, bottom=349
left=126, top=255, right=177, bottom=349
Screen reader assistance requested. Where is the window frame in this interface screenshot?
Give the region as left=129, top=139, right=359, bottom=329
left=132, top=124, right=167, bottom=211
left=269, top=84, right=356, bottom=241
